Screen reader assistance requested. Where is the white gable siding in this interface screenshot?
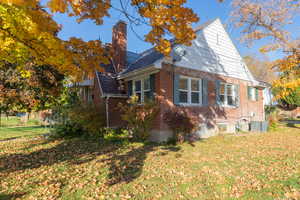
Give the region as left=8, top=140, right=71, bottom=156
left=171, top=19, right=256, bottom=82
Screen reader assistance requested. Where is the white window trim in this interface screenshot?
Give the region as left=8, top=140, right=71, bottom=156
left=219, top=82, right=237, bottom=107
left=132, top=76, right=150, bottom=103
left=178, top=75, right=202, bottom=106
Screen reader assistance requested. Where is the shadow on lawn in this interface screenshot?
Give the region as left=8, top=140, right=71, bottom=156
left=0, top=192, right=26, bottom=200
left=286, top=122, right=300, bottom=129
left=0, top=138, right=181, bottom=185
left=103, top=144, right=181, bottom=185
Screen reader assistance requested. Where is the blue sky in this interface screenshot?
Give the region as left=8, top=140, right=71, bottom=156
left=46, top=0, right=299, bottom=60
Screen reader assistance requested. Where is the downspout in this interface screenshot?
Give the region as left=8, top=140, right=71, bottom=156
left=105, top=96, right=110, bottom=128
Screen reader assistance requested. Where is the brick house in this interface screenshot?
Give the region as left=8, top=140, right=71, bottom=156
left=81, top=18, right=267, bottom=142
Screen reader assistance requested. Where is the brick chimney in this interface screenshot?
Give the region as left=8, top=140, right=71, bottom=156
left=112, top=21, right=127, bottom=73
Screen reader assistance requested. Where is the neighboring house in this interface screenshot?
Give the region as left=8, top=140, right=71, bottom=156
left=81, top=19, right=267, bottom=142
left=263, top=86, right=273, bottom=106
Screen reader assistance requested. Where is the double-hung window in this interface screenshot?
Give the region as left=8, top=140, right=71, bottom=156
left=143, top=77, right=151, bottom=101
left=178, top=76, right=202, bottom=105
left=134, top=80, right=142, bottom=102
left=248, top=86, right=258, bottom=101
left=219, top=82, right=238, bottom=106
left=133, top=76, right=151, bottom=103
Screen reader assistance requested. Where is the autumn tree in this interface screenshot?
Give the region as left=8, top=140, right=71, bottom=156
left=273, top=86, right=300, bottom=110
left=0, top=63, right=65, bottom=114
left=231, top=0, right=300, bottom=100
left=0, top=0, right=201, bottom=82
left=243, top=55, right=277, bottom=83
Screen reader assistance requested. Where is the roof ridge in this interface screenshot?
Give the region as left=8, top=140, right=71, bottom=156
left=194, top=18, right=219, bottom=32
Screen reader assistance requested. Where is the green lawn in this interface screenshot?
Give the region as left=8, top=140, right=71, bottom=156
left=0, top=126, right=50, bottom=140
left=0, top=116, right=41, bottom=128
left=0, top=126, right=300, bottom=199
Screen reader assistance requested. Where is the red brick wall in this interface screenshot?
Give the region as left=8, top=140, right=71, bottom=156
left=95, top=63, right=265, bottom=132
left=107, top=97, right=127, bottom=128
left=92, top=77, right=127, bottom=128
left=154, top=63, right=265, bottom=131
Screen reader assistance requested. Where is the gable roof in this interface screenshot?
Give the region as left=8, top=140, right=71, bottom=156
left=121, top=19, right=217, bottom=75
left=112, top=18, right=258, bottom=84
left=171, top=18, right=257, bottom=82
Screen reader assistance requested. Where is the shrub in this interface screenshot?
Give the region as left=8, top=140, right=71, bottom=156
left=268, top=121, right=278, bottom=131
left=118, top=95, right=159, bottom=141
left=50, top=101, right=106, bottom=139
left=103, top=128, right=130, bottom=144
left=50, top=121, right=85, bottom=138
left=163, top=108, right=198, bottom=143
left=67, top=103, right=106, bottom=138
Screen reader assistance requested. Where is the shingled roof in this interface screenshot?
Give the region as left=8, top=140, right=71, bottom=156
left=96, top=72, right=123, bottom=95
left=101, top=62, right=115, bottom=74
left=122, top=48, right=163, bottom=74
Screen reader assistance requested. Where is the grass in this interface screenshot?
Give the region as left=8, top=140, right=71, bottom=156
left=0, top=126, right=50, bottom=140
left=0, top=116, right=41, bottom=128
left=0, top=126, right=300, bottom=199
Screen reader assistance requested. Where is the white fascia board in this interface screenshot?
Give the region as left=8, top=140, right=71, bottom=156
left=65, top=79, right=94, bottom=87
left=118, top=65, right=161, bottom=80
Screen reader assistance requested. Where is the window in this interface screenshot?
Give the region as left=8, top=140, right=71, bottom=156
left=248, top=86, right=258, bottom=101
left=191, top=79, right=200, bottom=104
left=179, top=77, right=188, bottom=103
left=81, top=87, right=93, bottom=103
left=178, top=76, right=202, bottom=105
left=134, top=80, right=142, bottom=102
left=133, top=76, right=151, bottom=103
left=143, top=77, right=151, bottom=101
left=218, top=82, right=238, bottom=106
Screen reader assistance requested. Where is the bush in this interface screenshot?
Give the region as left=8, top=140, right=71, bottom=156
left=103, top=128, right=130, bottom=144
left=268, top=121, right=278, bottom=131
left=266, top=106, right=280, bottom=131
left=118, top=96, right=159, bottom=141
left=67, top=103, right=106, bottom=138
left=163, top=108, right=198, bottom=143
left=51, top=103, right=106, bottom=139
left=50, top=121, right=85, bottom=138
